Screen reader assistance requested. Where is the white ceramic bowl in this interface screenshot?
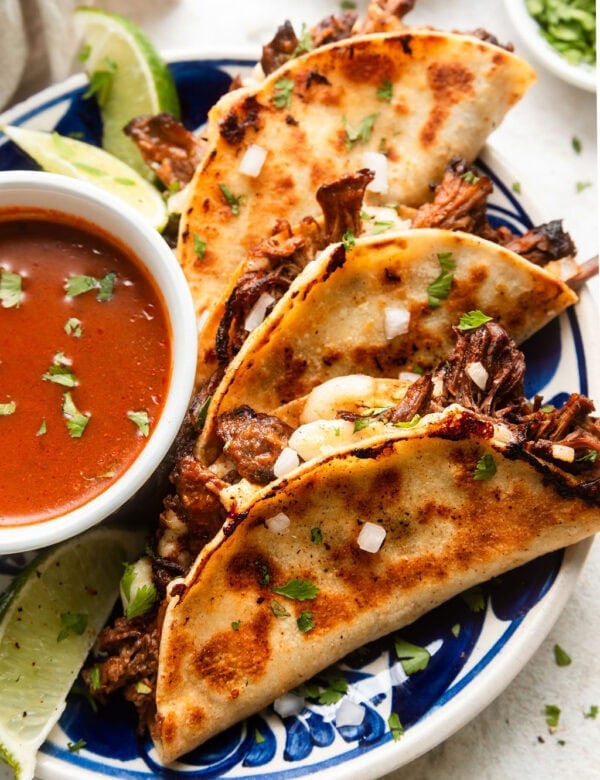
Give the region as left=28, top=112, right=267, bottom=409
left=503, top=0, right=596, bottom=92
left=0, top=170, right=197, bottom=554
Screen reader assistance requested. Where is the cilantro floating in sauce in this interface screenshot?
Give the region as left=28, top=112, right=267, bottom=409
left=218, top=183, right=243, bottom=215
left=474, top=453, right=496, bottom=480
left=0, top=400, right=16, bottom=416
left=297, top=610, right=315, bottom=633
left=343, top=113, right=379, bottom=150
left=36, top=419, right=47, bottom=436
left=64, top=317, right=83, bottom=337
left=273, top=77, right=295, bottom=109
left=394, top=638, right=430, bottom=675
left=427, top=251, right=455, bottom=307
left=376, top=79, right=393, bottom=102
left=192, top=233, right=206, bottom=259
left=66, top=271, right=116, bottom=301
left=388, top=712, right=404, bottom=741
left=127, top=410, right=150, bottom=437
left=42, top=354, right=78, bottom=387
left=57, top=612, right=88, bottom=642
left=62, top=392, right=90, bottom=438
left=0, top=268, right=23, bottom=308
left=553, top=643, right=572, bottom=666
left=272, top=578, right=320, bottom=600
left=458, top=310, right=493, bottom=330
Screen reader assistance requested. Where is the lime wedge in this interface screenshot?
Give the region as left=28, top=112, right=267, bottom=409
left=73, top=6, right=181, bottom=180
left=0, top=526, right=144, bottom=780
left=1, top=125, right=168, bottom=230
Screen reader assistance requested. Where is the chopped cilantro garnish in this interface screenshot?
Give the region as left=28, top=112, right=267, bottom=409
left=461, top=585, right=486, bottom=613
left=457, top=310, right=493, bottom=330
left=427, top=251, right=455, bottom=307
left=231, top=620, right=241, bottom=631
left=272, top=77, right=295, bottom=109
left=512, top=181, right=522, bottom=194
left=67, top=739, right=87, bottom=753
left=42, top=355, right=78, bottom=387
left=388, top=712, right=404, bottom=741
left=255, top=728, right=266, bottom=744
left=127, top=410, right=150, bottom=437
left=255, top=560, right=270, bottom=586
left=376, top=79, right=393, bottom=102
left=316, top=672, right=348, bottom=704
left=136, top=681, right=152, bottom=694
left=57, top=612, right=88, bottom=642
left=125, top=582, right=157, bottom=620
left=343, top=113, right=379, bottom=150
left=36, top=418, right=47, bottom=436
left=577, top=449, right=598, bottom=462
left=462, top=170, right=480, bottom=184
left=272, top=578, right=320, bottom=601
left=572, top=136, right=582, bottom=153
left=576, top=180, right=592, bottom=193
left=473, top=453, right=496, bottom=480
left=64, top=317, right=83, bottom=337
left=340, top=0, right=357, bottom=8
left=297, top=610, right=315, bottom=633
left=311, top=527, right=323, bottom=544
left=451, top=623, right=461, bottom=638
left=193, top=233, right=206, bottom=259
left=0, top=268, right=23, bottom=308
left=553, top=643, right=572, bottom=667
left=525, top=0, right=596, bottom=66
left=584, top=704, right=598, bottom=719
left=542, top=403, right=556, bottom=413
left=545, top=703, right=561, bottom=731
left=62, top=391, right=90, bottom=438
left=342, top=230, right=356, bottom=251
left=394, top=638, right=430, bottom=675
left=392, top=414, right=421, bottom=429
left=83, top=57, right=117, bottom=107
left=0, top=400, right=16, bottom=416
left=270, top=600, right=291, bottom=618
left=194, top=395, right=212, bottom=432
left=78, top=43, right=91, bottom=63
left=354, top=416, right=374, bottom=432
left=89, top=666, right=101, bottom=690
left=218, top=183, right=243, bottom=215
left=371, top=219, right=394, bottom=234
left=66, top=272, right=116, bottom=301
left=293, top=23, right=314, bottom=56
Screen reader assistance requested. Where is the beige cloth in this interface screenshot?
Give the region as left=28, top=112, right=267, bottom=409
left=0, top=0, right=180, bottom=111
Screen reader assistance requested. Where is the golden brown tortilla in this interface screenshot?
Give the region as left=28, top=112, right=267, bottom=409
left=178, top=29, right=536, bottom=383
left=154, top=405, right=600, bottom=762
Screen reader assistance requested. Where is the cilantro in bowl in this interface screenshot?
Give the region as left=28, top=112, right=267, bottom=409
left=525, top=0, right=596, bottom=66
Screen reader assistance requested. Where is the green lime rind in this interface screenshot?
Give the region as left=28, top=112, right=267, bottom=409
left=0, top=525, right=144, bottom=779
left=0, top=124, right=168, bottom=231
left=74, top=6, right=181, bottom=181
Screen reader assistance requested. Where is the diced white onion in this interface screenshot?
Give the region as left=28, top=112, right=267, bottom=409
left=384, top=306, right=410, bottom=340
left=239, top=143, right=268, bottom=177
left=466, top=361, right=489, bottom=390
left=336, top=699, right=365, bottom=727
left=432, top=375, right=444, bottom=398
left=362, top=151, right=389, bottom=194
left=493, top=423, right=515, bottom=444
left=357, top=522, right=386, bottom=553
left=273, top=693, right=305, bottom=718
left=551, top=444, right=575, bottom=463
left=301, top=374, right=375, bottom=424
left=273, top=447, right=301, bottom=478
left=167, top=181, right=192, bottom=214
left=244, top=291, right=276, bottom=332
left=558, top=256, right=578, bottom=280
left=265, top=511, right=291, bottom=534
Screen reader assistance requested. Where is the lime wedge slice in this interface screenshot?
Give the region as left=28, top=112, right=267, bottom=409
left=0, top=526, right=144, bottom=780
left=73, top=6, right=181, bottom=180
left=1, top=125, right=168, bottom=230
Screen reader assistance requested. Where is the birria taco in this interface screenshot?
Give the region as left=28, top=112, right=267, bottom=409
left=150, top=321, right=600, bottom=762
left=196, top=227, right=577, bottom=463
left=176, top=27, right=536, bottom=383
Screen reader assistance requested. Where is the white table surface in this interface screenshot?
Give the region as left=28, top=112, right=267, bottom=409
left=3, top=1, right=598, bottom=779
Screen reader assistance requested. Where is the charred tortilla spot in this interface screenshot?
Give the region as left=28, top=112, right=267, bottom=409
left=341, top=52, right=395, bottom=84
left=384, top=267, right=402, bottom=283
left=227, top=549, right=274, bottom=590
left=310, top=593, right=353, bottom=633
left=421, top=63, right=475, bottom=147
left=305, top=70, right=331, bottom=88
left=193, top=609, right=271, bottom=689
left=219, top=96, right=263, bottom=145
left=324, top=244, right=347, bottom=277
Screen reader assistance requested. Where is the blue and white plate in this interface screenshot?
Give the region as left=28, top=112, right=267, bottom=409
left=0, top=54, right=595, bottom=780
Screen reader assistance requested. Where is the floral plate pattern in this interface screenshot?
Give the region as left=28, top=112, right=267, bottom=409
left=0, top=55, right=593, bottom=780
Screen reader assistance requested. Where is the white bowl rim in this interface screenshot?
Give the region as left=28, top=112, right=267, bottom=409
left=0, top=169, right=198, bottom=554
left=503, top=0, right=596, bottom=92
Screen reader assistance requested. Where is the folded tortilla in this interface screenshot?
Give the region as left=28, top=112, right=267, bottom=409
left=178, top=29, right=536, bottom=382
left=154, top=401, right=600, bottom=762
left=196, top=228, right=577, bottom=462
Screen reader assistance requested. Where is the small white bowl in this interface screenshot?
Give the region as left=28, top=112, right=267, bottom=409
left=0, top=170, right=197, bottom=554
left=503, top=0, right=596, bottom=92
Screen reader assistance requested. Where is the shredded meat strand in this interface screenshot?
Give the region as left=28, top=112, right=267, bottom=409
left=316, top=169, right=375, bottom=244
left=500, top=220, right=577, bottom=266
left=260, top=20, right=299, bottom=75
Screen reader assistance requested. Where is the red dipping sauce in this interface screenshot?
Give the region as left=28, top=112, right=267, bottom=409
left=0, top=208, right=172, bottom=526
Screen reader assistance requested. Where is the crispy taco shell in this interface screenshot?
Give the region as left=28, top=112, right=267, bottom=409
left=178, top=30, right=536, bottom=381
left=154, top=406, right=599, bottom=762
left=197, top=228, right=576, bottom=462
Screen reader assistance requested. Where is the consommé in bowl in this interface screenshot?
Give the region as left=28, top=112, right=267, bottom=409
left=0, top=170, right=197, bottom=554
